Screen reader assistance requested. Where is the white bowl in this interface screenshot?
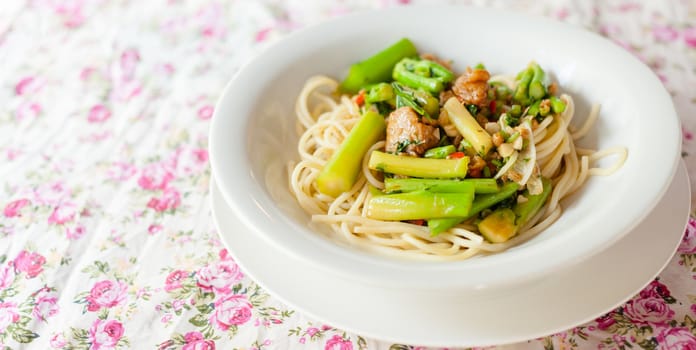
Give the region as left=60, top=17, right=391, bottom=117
left=209, top=5, right=681, bottom=291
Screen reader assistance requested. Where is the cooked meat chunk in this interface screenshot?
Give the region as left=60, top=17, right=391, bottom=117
left=452, top=66, right=491, bottom=107
left=385, top=107, right=440, bottom=156
left=439, top=90, right=455, bottom=107
left=467, top=155, right=487, bottom=178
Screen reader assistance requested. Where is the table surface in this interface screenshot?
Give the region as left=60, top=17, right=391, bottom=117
left=1, top=0, right=695, bottom=349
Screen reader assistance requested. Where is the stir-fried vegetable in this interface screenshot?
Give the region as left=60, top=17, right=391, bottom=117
left=427, top=181, right=519, bottom=234
left=477, top=177, right=552, bottom=243
left=384, top=178, right=498, bottom=194
left=365, top=83, right=395, bottom=104
left=443, top=97, right=493, bottom=156
left=315, top=110, right=385, bottom=197
left=550, top=96, right=566, bottom=114
left=366, top=190, right=474, bottom=221
left=478, top=208, right=518, bottom=243
left=528, top=62, right=547, bottom=100
left=513, top=67, right=534, bottom=105
left=514, top=177, right=552, bottom=226
left=392, top=57, right=454, bottom=94
left=340, top=38, right=418, bottom=93
left=367, top=150, right=469, bottom=178
left=423, top=145, right=455, bottom=159
left=317, top=38, right=568, bottom=241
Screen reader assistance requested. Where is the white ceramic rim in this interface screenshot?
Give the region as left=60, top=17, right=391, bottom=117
left=210, top=5, right=682, bottom=291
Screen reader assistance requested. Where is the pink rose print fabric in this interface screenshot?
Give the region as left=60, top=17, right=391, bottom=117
left=85, top=280, right=128, bottom=312
left=88, top=319, right=125, bottom=349
left=13, top=250, right=46, bottom=279
left=1, top=0, right=695, bottom=349
left=3, top=199, right=30, bottom=218
left=209, top=294, right=253, bottom=330
left=0, top=302, right=20, bottom=334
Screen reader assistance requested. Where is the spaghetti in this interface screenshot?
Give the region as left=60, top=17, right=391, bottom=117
left=289, top=65, right=626, bottom=261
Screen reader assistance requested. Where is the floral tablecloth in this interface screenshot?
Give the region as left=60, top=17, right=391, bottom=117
left=1, top=0, right=695, bottom=349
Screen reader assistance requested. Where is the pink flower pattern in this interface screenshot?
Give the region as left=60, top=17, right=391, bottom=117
left=15, top=76, right=42, bottom=96
left=683, top=27, right=696, bottom=48
left=623, top=296, right=675, bottom=326
left=324, top=334, right=353, bottom=350
left=196, top=249, right=243, bottom=295
left=138, top=163, right=175, bottom=191
left=86, top=280, right=128, bottom=312
left=209, top=294, right=253, bottom=330
left=3, top=198, right=30, bottom=217
left=47, top=201, right=77, bottom=225
left=13, top=250, right=46, bottom=279
left=87, top=104, right=112, bottom=123
left=0, top=264, right=15, bottom=290
left=182, top=331, right=216, bottom=350
left=655, top=327, right=696, bottom=350
left=679, top=217, right=696, bottom=254
left=89, top=319, right=125, bottom=349
left=66, top=223, right=87, bottom=240
left=147, top=187, right=181, bottom=212
left=0, top=1, right=695, bottom=349
left=33, top=288, right=59, bottom=321
left=0, top=302, right=20, bottom=334
left=164, top=270, right=188, bottom=292
left=50, top=333, right=68, bottom=348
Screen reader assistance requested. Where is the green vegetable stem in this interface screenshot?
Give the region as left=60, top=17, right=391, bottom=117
left=366, top=190, right=474, bottom=221
left=477, top=207, right=518, bottom=243
left=443, top=97, right=493, bottom=156
left=392, top=82, right=425, bottom=116
left=340, top=38, right=418, bottom=94
left=315, top=110, right=386, bottom=197
left=392, top=57, right=454, bottom=94
left=513, top=67, right=533, bottom=106
left=550, top=96, right=567, bottom=114
left=384, top=178, right=473, bottom=194
left=423, top=145, right=456, bottom=159
left=526, top=99, right=542, bottom=117
left=490, top=81, right=512, bottom=100
left=477, top=177, right=552, bottom=243
left=367, top=150, right=469, bottom=178
left=509, top=104, right=522, bottom=118
left=428, top=181, right=519, bottom=235
left=513, top=177, right=552, bottom=227
left=384, top=178, right=499, bottom=194
left=365, top=83, right=395, bottom=104
left=528, top=62, right=547, bottom=100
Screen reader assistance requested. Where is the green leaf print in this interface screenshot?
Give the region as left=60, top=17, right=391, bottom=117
left=357, top=336, right=367, bottom=350
left=637, top=337, right=658, bottom=350
left=71, top=327, right=89, bottom=342
left=388, top=345, right=411, bottom=350
left=202, top=324, right=215, bottom=339
left=18, top=315, right=31, bottom=327
left=171, top=333, right=186, bottom=345
left=226, top=324, right=239, bottom=338
left=82, top=260, right=111, bottom=278
left=232, top=283, right=243, bottom=295
left=98, top=307, right=109, bottom=320
left=10, top=327, right=39, bottom=343
left=196, top=302, right=213, bottom=314
left=0, top=287, right=18, bottom=299
left=189, top=313, right=208, bottom=327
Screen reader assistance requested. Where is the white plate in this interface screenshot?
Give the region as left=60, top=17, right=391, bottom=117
left=210, top=163, right=690, bottom=347
left=209, top=5, right=683, bottom=291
